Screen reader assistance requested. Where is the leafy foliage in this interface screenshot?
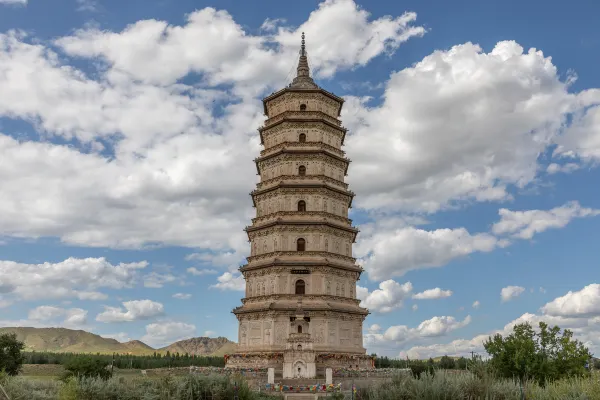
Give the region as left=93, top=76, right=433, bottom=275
left=484, top=321, right=592, bottom=384
left=23, top=350, right=224, bottom=369
left=0, top=332, right=26, bottom=376
left=61, top=357, right=112, bottom=381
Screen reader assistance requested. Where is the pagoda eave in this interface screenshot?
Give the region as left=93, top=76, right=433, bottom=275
left=262, top=87, right=345, bottom=116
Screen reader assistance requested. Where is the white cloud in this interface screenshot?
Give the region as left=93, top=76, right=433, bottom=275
left=172, top=293, right=192, bottom=300
left=76, top=0, right=98, bottom=12
left=96, top=300, right=165, bottom=323
left=554, top=95, right=600, bottom=163
left=501, top=286, right=525, bottom=302
left=365, top=315, right=471, bottom=348
left=546, top=162, right=580, bottom=175
left=413, top=288, right=453, bottom=300
left=186, top=267, right=219, bottom=276
left=492, top=201, right=600, bottom=239
left=472, top=300, right=480, bottom=309
left=210, top=272, right=245, bottom=291
left=412, top=304, right=418, bottom=311
left=101, top=332, right=131, bottom=343
left=259, top=18, right=286, bottom=32
left=357, top=280, right=413, bottom=313
left=0, top=0, right=26, bottom=4
left=27, top=306, right=88, bottom=329
left=143, top=272, right=180, bottom=288
left=367, top=324, right=381, bottom=334
left=357, top=225, right=500, bottom=280
left=203, top=330, right=217, bottom=337
left=141, top=322, right=196, bottom=348
left=343, top=41, right=596, bottom=214
left=0, top=257, right=147, bottom=301
left=540, top=284, right=600, bottom=318
left=400, top=289, right=600, bottom=359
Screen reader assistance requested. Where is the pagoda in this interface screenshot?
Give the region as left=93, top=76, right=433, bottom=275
left=225, top=33, right=372, bottom=378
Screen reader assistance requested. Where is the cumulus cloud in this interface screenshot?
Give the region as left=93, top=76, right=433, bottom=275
left=96, top=300, right=165, bottom=323
left=357, top=225, right=500, bottom=280
left=343, top=40, right=599, bottom=213
left=210, top=272, right=245, bottom=291
left=186, top=267, right=219, bottom=276
left=413, top=288, right=453, bottom=300
left=0, top=257, right=146, bottom=301
left=172, top=293, right=192, bottom=300
left=492, top=201, right=600, bottom=239
left=365, top=315, right=471, bottom=349
left=540, top=284, right=600, bottom=318
left=472, top=300, right=481, bottom=309
left=0, top=306, right=89, bottom=329
left=501, top=286, right=525, bottom=302
left=400, top=291, right=600, bottom=359
left=357, top=280, right=413, bottom=313
left=0, top=0, right=26, bottom=4
left=141, top=322, right=197, bottom=348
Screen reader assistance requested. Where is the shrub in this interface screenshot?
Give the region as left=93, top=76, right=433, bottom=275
left=61, top=356, right=112, bottom=381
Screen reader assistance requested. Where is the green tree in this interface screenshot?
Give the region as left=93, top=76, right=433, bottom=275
left=484, top=321, right=591, bottom=385
left=61, top=357, right=112, bottom=381
left=439, top=355, right=456, bottom=369
left=0, top=333, right=25, bottom=376
left=456, top=357, right=468, bottom=369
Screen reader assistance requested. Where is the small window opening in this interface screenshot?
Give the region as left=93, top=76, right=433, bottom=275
left=296, top=238, right=306, bottom=252
left=298, top=165, right=306, bottom=176
left=300, top=104, right=307, bottom=111
left=297, top=325, right=303, bottom=334
left=295, top=279, right=306, bottom=294
left=299, top=133, right=306, bottom=142
left=298, top=200, right=306, bottom=212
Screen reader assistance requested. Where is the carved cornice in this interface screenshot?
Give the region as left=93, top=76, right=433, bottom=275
left=251, top=211, right=352, bottom=225
left=245, top=222, right=359, bottom=243
left=256, top=175, right=348, bottom=191
left=252, top=183, right=354, bottom=200
left=245, top=250, right=356, bottom=264
left=241, top=294, right=362, bottom=306
left=262, top=89, right=345, bottom=116
left=261, top=141, right=345, bottom=158
left=240, top=262, right=363, bottom=276
left=234, top=307, right=369, bottom=318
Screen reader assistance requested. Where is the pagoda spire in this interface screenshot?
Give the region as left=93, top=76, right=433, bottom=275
left=290, top=32, right=318, bottom=89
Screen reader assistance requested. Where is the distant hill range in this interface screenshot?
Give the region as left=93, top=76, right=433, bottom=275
left=0, top=327, right=235, bottom=356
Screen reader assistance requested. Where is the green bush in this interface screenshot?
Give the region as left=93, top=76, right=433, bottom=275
left=61, top=357, right=112, bottom=381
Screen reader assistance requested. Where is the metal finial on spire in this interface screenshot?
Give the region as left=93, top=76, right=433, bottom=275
left=290, top=31, right=318, bottom=89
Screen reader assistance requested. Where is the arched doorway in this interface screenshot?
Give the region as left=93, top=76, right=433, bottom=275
left=296, top=238, right=305, bottom=251
left=298, top=165, right=306, bottom=176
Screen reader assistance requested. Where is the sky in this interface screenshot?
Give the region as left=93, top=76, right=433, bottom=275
left=0, top=0, right=599, bottom=358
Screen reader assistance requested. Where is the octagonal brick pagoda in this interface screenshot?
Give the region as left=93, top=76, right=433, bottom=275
left=225, top=33, right=373, bottom=378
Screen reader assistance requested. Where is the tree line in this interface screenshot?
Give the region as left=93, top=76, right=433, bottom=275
left=22, top=350, right=225, bottom=369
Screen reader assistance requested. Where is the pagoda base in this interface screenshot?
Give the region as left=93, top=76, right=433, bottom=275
left=224, top=351, right=375, bottom=377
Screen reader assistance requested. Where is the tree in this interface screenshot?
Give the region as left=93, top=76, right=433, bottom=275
left=484, top=321, right=591, bottom=384
left=0, top=333, right=25, bottom=376
left=439, top=355, right=456, bottom=369
left=61, top=357, right=112, bottom=381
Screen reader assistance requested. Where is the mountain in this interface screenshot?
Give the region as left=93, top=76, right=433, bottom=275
left=0, top=327, right=235, bottom=356
left=159, top=336, right=236, bottom=356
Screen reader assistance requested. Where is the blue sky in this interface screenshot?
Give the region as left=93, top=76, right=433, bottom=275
left=1, top=0, right=599, bottom=357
